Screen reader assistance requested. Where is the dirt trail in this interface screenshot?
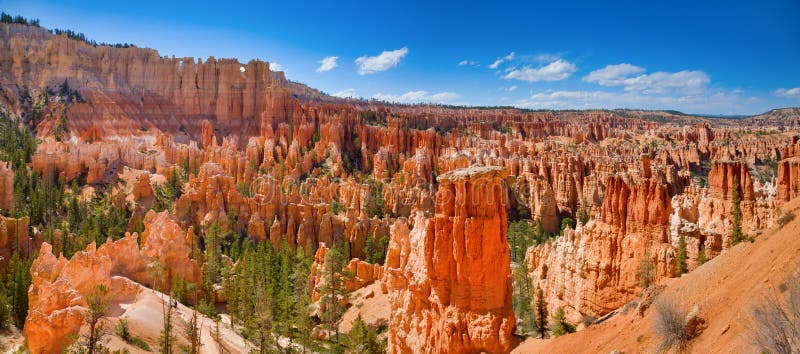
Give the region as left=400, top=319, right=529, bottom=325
left=96, top=284, right=249, bottom=353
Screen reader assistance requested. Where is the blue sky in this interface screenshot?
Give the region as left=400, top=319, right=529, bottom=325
left=3, top=0, right=799, bottom=115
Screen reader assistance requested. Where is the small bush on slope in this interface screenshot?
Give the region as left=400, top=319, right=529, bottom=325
left=653, top=296, right=691, bottom=353
left=777, top=211, right=796, bottom=227
left=748, top=267, right=800, bottom=354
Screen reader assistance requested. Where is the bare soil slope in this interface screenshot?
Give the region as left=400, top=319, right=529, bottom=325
left=514, top=197, right=800, bottom=354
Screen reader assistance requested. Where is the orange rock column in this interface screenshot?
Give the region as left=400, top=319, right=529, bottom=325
left=386, top=166, right=518, bottom=354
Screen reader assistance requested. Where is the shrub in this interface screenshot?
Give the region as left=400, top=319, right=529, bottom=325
left=330, top=200, right=345, bottom=215
left=777, top=211, right=796, bottom=227
left=637, top=248, right=655, bottom=289
left=582, top=315, right=597, bottom=328
left=560, top=217, right=576, bottom=233
left=115, top=318, right=151, bottom=351
left=551, top=307, right=576, bottom=337
left=653, top=296, right=691, bottom=353
left=748, top=268, right=800, bottom=353
left=115, top=318, right=131, bottom=341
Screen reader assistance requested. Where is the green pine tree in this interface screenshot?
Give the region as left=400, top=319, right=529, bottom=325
left=85, top=284, right=109, bottom=354
left=698, top=244, right=707, bottom=265
left=509, top=220, right=534, bottom=263
left=345, top=315, right=385, bottom=354
left=203, top=222, right=223, bottom=297
left=730, top=175, right=744, bottom=245
left=533, top=218, right=544, bottom=245
left=320, top=241, right=355, bottom=343
left=550, top=307, right=576, bottom=337
left=0, top=282, right=11, bottom=330
left=676, top=234, right=688, bottom=275
left=184, top=310, right=202, bottom=354
left=160, top=295, right=176, bottom=354
left=290, top=249, right=315, bottom=353
left=8, top=252, right=32, bottom=327
left=535, top=286, right=549, bottom=339
left=513, top=261, right=536, bottom=335
left=636, top=247, right=655, bottom=289
left=364, top=234, right=377, bottom=263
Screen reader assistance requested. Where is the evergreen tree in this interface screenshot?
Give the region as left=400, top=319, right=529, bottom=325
left=291, top=249, right=315, bottom=353
left=730, top=175, right=744, bottom=245
left=698, top=244, right=707, bottom=265
left=550, top=307, right=576, bottom=337
left=0, top=282, right=11, bottom=330
left=533, top=218, right=544, bottom=245
left=364, top=234, right=377, bottom=263
left=535, top=287, right=549, bottom=339
left=160, top=295, right=176, bottom=354
left=148, top=257, right=165, bottom=291
left=8, top=252, right=32, bottom=327
left=560, top=217, right=576, bottom=234
left=171, top=275, right=189, bottom=305
left=184, top=310, right=202, bottom=354
left=676, top=234, right=688, bottom=275
left=509, top=220, right=534, bottom=263
left=364, top=234, right=389, bottom=264
left=320, top=241, right=354, bottom=342
left=67, top=195, right=82, bottom=233
left=274, top=245, right=295, bottom=338
left=636, top=247, right=655, bottom=289
left=85, top=284, right=109, bottom=354
left=203, top=222, right=223, bottom=297
left=345, top=315, right=385, bottom=354
left=513, top=261, right=535, bottom=335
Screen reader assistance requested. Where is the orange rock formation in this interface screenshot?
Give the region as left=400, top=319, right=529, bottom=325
left=385, top=166, right=518, bottom=353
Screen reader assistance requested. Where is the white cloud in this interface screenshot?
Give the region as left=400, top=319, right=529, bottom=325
left=458, top=60, right=478, bottom=66
left=489, top=52, right=515, bottom=69
left=584, top=63, right=645, bottom=86
left=503, top=59, right=577, bottom=83
left=372, top=91, right=460, bottom=104
left=513, top=89, right=754, bottom=115
left=584, top=64, right=709, bottom=94
left=333, top=88, right=357, bottom=98
left=619, top=71, right=709, bottom=94
left=503, top=85, right=518, bottom=92
left=429, top=92, right=461, bottom=101
left=316, top=56, right=339, bottom=72
left=774, top=87, right=800, bottom=99
left=532, top=53, right=562, bottom=63
left=270, top=62, right=283, bottom=71
left=355, top=47, right=408, bottom=75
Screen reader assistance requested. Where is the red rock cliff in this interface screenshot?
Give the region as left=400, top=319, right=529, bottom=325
left=0, top=24, right=331, bottom=140
left=526, top=171, right=675, bottom=320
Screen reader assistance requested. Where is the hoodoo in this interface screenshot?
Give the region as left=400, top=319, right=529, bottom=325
left=385, top=166, right=518, bottom=354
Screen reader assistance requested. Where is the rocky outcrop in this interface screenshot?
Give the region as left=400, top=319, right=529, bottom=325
left=309, top=244, right=384, bottom=302
left=24, top=211, right=200, bottom=353
left=385, top=166, right=518, bottom=354
left=0, top=162, right=14, bottom=213
left=526, top=170, right=675, bottom=321
left=707, top=161, right=754, bottom=202
left=778, top=136, right=800, bottom=202
left=0, top=216, right=31, bottom=271
left=0, top=23, right=327, bottom=141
